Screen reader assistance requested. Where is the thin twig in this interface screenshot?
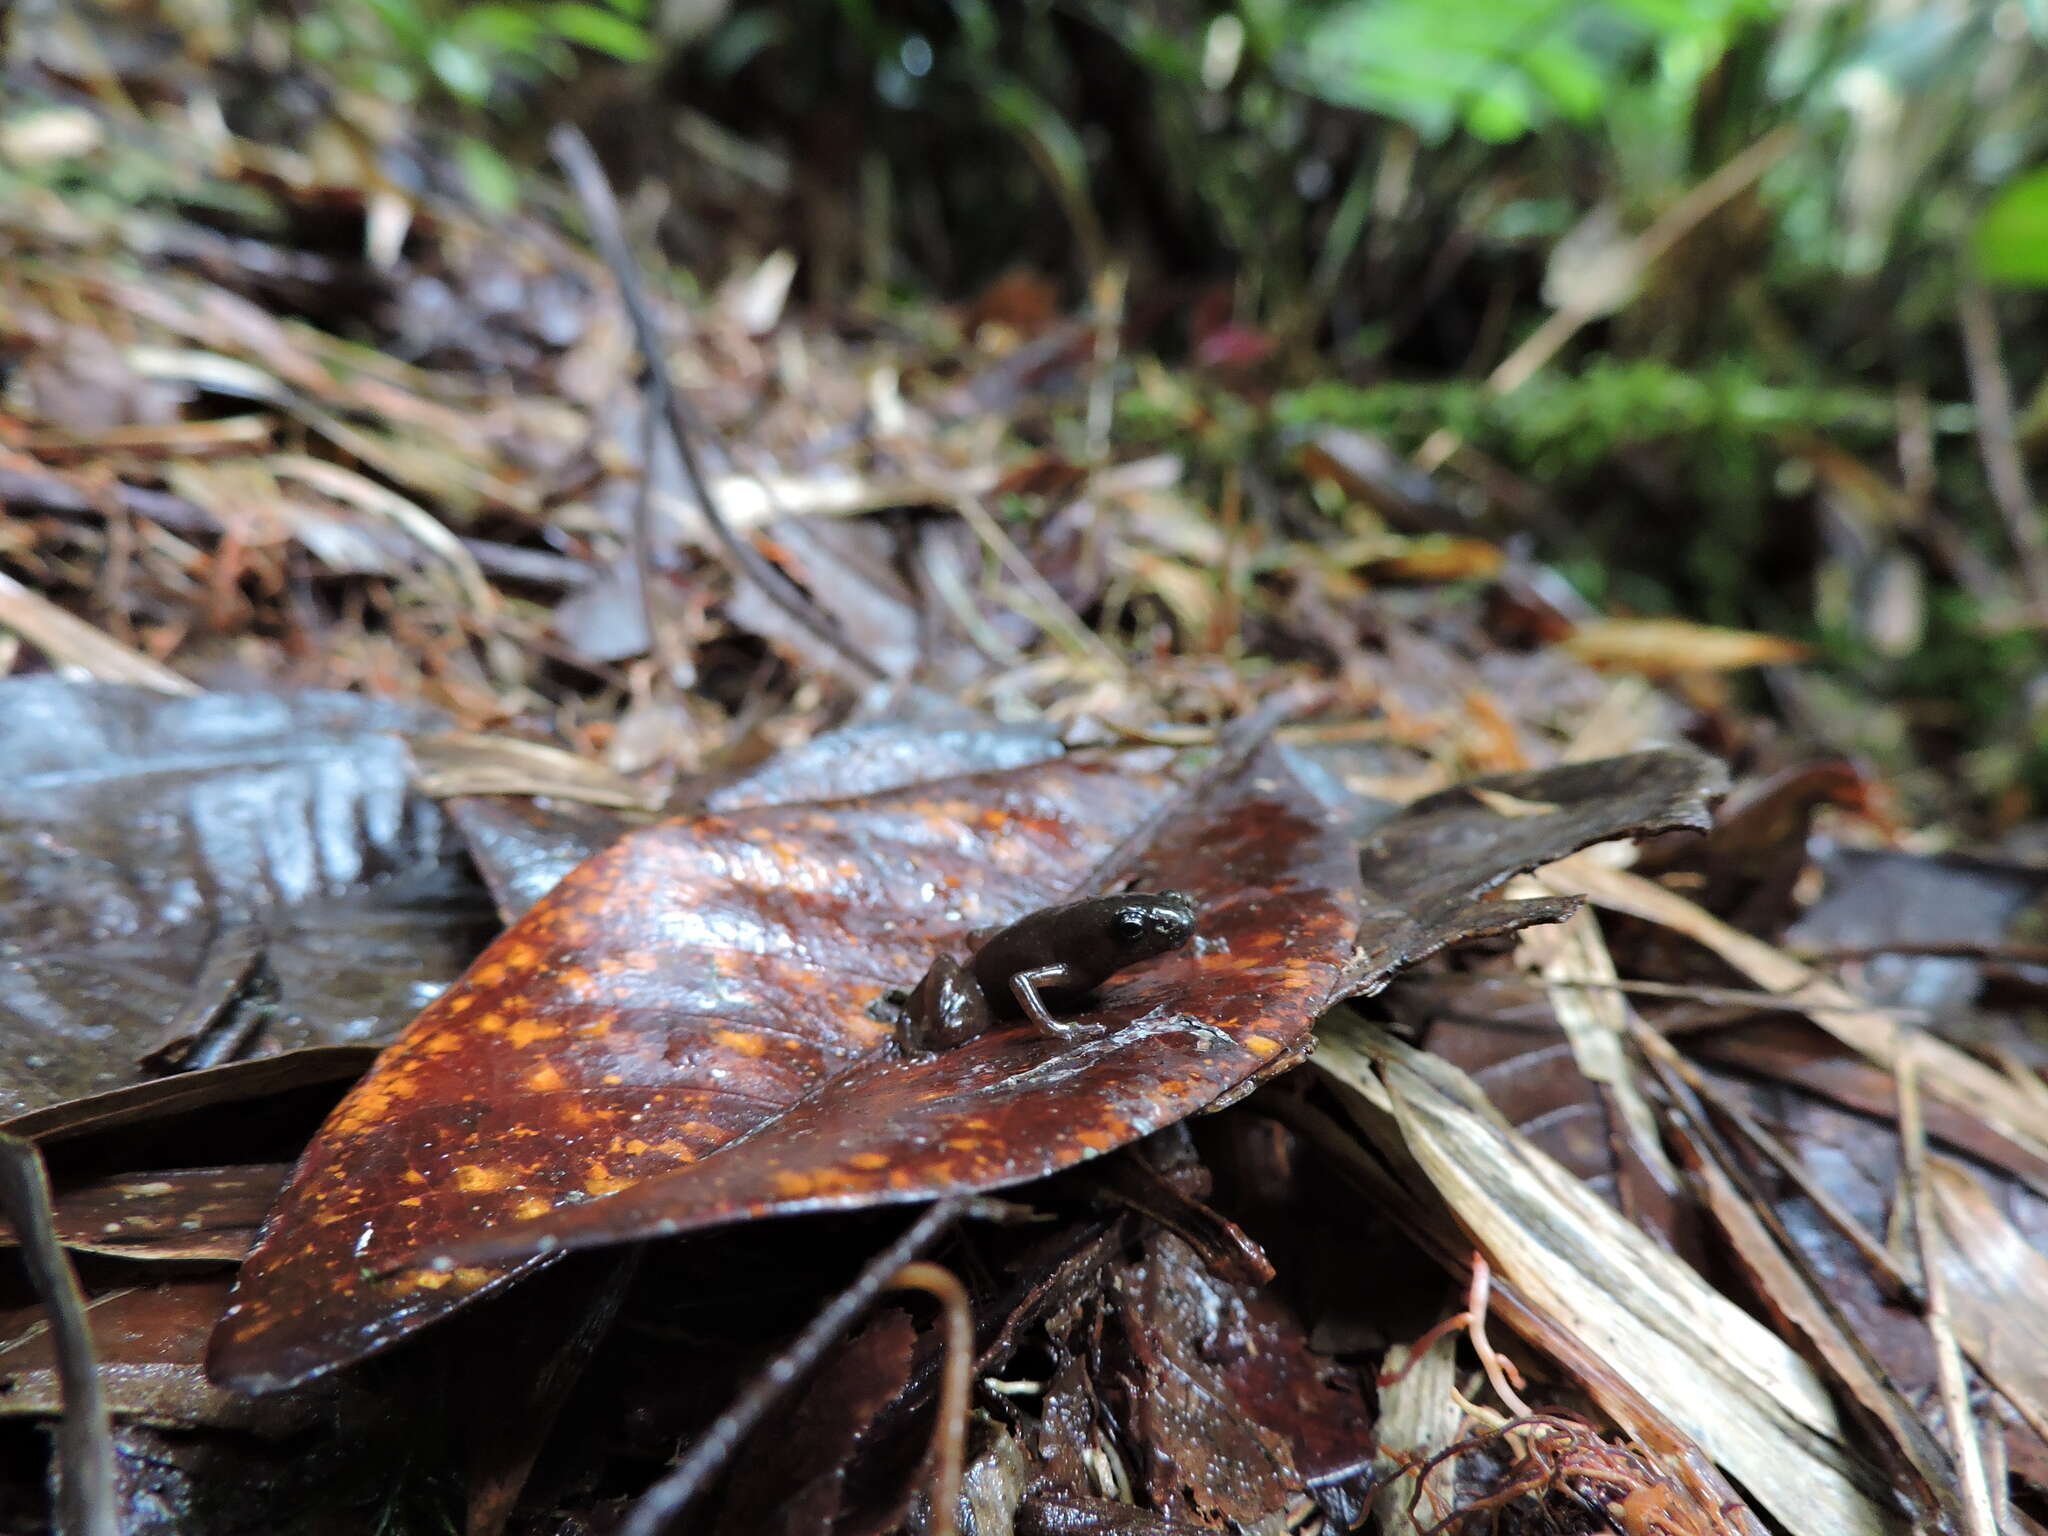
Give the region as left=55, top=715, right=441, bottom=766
left=548, top=125, right=885, bottom=684
left=0, top=1133, right=119, bottom=1536
left=1796, top=937, right=2048, bottom=967
left=630, top=393, right=680, bottom=679
left=1423, top=971, right=1935, bottom=1024
left=1632, top=1029, right=1964, bottom=1530
left=1897, top=1043, right=2000, bottom=1536
left=1956, top=281, right=2048, bottom=616
left=617, top=1199, right=965, bottom=1536
left=889, top=1261, right=973, bottom=1536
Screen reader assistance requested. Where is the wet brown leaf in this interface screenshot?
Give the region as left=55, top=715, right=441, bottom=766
left=0, top=1278, right=328, bottom=1437
left=211, top=751, right=1179, bottom=1390
left=214, top=742, right=1722, bottom=1394
left=0, top=1165, right=287, bottom=1263
left=1106, top=1232, right=1374, bottom=1526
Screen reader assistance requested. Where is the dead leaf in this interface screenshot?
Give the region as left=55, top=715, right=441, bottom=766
left=0, top=681, right=496, bottom=1115
left=1560, top=618, right=1809, bottom=676
left=210, top=751, right=1180, bottom=1391
left=1564, top=622, right=1810, bottom=675
left=0, top=1164, right=287, bottom=1262
left=1106, top=1231, right=1374, bottom=1525
left=0, top=1277, right=328, bottom=1437
left=1315, top=1016, right=1898, bottom=1536
left=213, top=742, right=1724, bottom=1392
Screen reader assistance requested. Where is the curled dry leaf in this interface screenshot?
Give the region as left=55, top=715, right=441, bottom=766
left=1342, top=750, right=1729, bottom=998
left=210, top=742, right=1724, bottom=1393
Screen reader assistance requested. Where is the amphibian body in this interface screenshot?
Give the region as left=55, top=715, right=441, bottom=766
left=898, top=891, right=1198, bottom=1053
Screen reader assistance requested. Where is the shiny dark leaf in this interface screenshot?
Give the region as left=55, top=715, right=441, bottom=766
left=0, top=682, right=498, bottom=1114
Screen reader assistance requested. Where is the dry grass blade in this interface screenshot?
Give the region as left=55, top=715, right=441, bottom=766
left=0, top=1132, right=119, bottom=1536
left=1922, top=1158, right=2048, bottom=1452
left=407, top=732, right=661, bottom=811
left=1314, top=1013, right=1898, bottom=1536
left=270, top=454, right=494, bottom=612
left=1646, top=1043, right=1912, bottom=1291
left=0, top=570, right=197, bottom=694
left=1509, top=888, right=1673, bottom=1184
left=947, top=489, right=1127, bottom=676
left=1897, top=1048, right=2000, bottom=1536
left=1540, top=855, right=2048, bottom=1179
left=1633, top=1029, right=1961, bottom=1529
left=658, top=465, right=996, bottom=537
left=1370, top=1332, right=1464, bottom=1536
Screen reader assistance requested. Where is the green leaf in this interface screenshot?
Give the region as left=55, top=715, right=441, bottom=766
left=454, top=3, right=547, bottom=52
left=1975, top=168, right=2048, bottom=287
left=455, top=136, right=521, bottom=214
left=1466, top=80, right=1533, bottom=143
left=1519, top=38, right=1605, bottom=123
left=544, top=2, right=656, bottom=60
left=427, top=38, right=495, bottom=105
left=363, top=0, right=432, bottom=52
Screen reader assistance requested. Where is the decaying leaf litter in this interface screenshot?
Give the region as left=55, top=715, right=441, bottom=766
left=7, top=13, right=2048, bottom=1536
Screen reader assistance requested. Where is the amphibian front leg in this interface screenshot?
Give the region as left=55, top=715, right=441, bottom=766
left=895, top=890, right=1199, bottom=1055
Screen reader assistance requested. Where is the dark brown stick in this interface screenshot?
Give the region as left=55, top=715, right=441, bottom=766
left=617, top=1198, right=965, bottom=1536
left=0, top=1133, right=119, bottom=1536
left=548, top=125, right=885, bottom=684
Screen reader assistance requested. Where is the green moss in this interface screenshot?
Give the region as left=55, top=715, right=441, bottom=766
left=1275, top=359, right=1912, bottom=466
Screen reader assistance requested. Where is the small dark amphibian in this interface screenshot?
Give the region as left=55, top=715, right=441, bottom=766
left=898, top=891, right=1198, bottom=1053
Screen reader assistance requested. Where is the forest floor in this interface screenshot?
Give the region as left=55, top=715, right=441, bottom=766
left=5, top=7, right=2048, bottom=1536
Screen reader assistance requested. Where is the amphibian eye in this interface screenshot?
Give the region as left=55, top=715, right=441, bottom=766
left=1109, top=905, right=1151, bottom=943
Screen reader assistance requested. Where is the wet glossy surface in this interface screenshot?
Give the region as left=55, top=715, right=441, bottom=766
left=208, top=754, right=1173, bottom=1391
